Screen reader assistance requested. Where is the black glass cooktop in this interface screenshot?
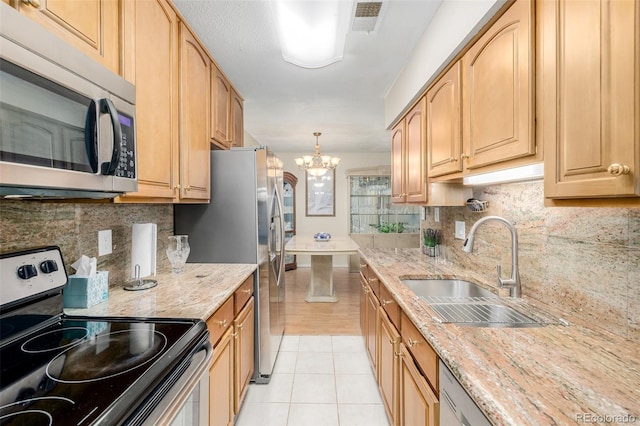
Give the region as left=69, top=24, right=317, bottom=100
left=0, top=315, right=206, bottom=425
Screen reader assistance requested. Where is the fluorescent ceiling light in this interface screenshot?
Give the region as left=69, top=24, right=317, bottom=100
left=463, top=163, right=544, bottom=186
left=270, top=0, right=353, bottom=69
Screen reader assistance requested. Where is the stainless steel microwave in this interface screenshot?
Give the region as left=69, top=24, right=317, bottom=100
left=0, top=4, right=137, bottom=198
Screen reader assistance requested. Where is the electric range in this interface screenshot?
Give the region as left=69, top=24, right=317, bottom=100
left=0, top=246, right=211, bottom=425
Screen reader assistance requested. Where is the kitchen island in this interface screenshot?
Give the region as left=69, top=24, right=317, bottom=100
left=359, top=248, right=640, bottom=425
left=65, top=263, right=257, bottom=320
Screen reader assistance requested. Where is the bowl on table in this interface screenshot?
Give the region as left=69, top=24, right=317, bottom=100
left=313, top=232, right=331, bottom=242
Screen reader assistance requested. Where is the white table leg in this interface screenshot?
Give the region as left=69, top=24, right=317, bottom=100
left=305, top=254, right=338, bottom=303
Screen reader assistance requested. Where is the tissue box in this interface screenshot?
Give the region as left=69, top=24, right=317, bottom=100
left=63, top=271, right=109, bottom=308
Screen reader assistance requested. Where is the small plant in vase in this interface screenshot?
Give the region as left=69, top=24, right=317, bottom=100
left=422, top=228, right=439, bottom=257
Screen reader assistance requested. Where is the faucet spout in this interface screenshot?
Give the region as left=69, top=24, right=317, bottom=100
left=462, top=216, right=521, bottom=297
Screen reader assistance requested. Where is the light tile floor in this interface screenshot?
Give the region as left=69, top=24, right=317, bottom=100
left=235, top=335, right=391, bottom=426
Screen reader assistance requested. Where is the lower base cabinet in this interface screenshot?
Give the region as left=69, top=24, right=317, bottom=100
left=379, top=309, right=401, bottom=425
left=206, top=277, right=254, bottom=425
left=399, top=343, right=439, bottom=425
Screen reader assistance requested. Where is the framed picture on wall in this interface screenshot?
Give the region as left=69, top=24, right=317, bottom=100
left=305, top=170, right=335, bottom=216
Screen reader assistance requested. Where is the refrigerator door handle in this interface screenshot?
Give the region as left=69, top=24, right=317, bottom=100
left=274, top=183, right=286, bottom=287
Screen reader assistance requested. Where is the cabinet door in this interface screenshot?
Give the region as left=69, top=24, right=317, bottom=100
left=399, top=343, right=439, bottom=426
left=120, top=0, right=178, bottom=201
left=230, top=88, right=244, bottom=147
left=16, top=0, right=119, bottom=73
left=427, top=61, right=463, bottom=178
left=179, top=23, right=211, bottom=201
left=211, top=65, right=231, bottom=148
left=463, top=0, right=534, bottom=170
left=234, top=297, right=254, bottom=414
left=541, top=0, right=639, bottom=198
left=405, top=98, right=427, bottom=203
left=209, top=325, right=234, bottom=426
left=365, top=285, right=379, bottom=377
left=391, top=122, right=405, bottom=203
left=379, top=309, right=400, bottom=426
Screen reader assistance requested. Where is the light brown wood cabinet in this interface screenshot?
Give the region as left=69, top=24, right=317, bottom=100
left=211, top=65, right=232, bottom=149
left=230, top=87, right=244, bottom=148
left=427, top=61, right=463, bottom=178
left=391, top=98, right=427, bottom=203
left=6, top=0, right=119, bottom=73
left=360, top=260, right=440, bottom=426
left=178, top=22, right=211, bottom=202
left=399, top=342, right=439, bottom=426
left=540, top=0, right=640, bottom=200
left=234, top=297, right=254, bottom=414
left=206, top=276, right=255, bottom=424
left=119, top=0, right=179, bottom=202
left=379, top=308, right=401, bottom=425
left=461, top=0, right=535, bottom=172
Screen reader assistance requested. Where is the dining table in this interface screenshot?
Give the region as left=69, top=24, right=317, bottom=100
left=284, top=236, right=360, bottom=302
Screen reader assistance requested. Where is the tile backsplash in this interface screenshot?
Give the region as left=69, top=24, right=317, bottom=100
left=422, top=180, right=640, bottom=343
left=0, top=200, right=173, bottom=286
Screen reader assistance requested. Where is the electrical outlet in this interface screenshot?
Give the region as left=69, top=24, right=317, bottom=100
left=98, top=230, right=112, bottom=256
left=454, top=221, right=466, bottom=240
left=434, top=207, right=440, bottom=222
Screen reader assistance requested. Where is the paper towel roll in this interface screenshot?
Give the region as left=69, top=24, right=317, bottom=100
left=131, top=223, right=157, bottom=278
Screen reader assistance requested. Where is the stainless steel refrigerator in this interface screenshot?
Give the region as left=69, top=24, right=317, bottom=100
left=174, top=147, right=286, bottom=383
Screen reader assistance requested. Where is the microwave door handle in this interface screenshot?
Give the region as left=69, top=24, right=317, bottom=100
left=84, top=100, right=99, bottom=173
left=99, top=98, right=122, bottom=175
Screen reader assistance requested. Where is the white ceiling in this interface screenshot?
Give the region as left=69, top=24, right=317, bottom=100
left=172, top=0, right=443, bottom=154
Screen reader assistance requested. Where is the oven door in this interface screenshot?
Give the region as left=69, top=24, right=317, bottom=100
left=142, top=344, right=212, bottom=425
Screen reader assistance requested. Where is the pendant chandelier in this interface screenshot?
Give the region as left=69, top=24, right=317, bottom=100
left=294, top=132, right=340, bottom=176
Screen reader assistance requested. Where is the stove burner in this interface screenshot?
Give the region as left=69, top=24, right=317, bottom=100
left=0, top=410, right=52, bottom=426
left=46, top=328, right=167, bottom=384
left=21, top=327, right=89, bottom=354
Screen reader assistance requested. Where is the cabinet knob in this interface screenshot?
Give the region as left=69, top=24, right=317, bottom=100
left=381, top=299, right=393, bottom=306
left=407, top=338, right=419, bottom=348
left=22, top=0, right=40, bottom=8
left=449, top=157, right=458, bottom=162
left=242, top=288, right=252, bottom=294
left=216, top=319, right=227, bottom=327
left=607, top=163, right=630, bottom=176
left=367, top=277, right=378, bottom=283
left=460, top=153, right=469, bottom=160
left=173, top=184, right=181, bottom=190
left=184, top=185, right=192, bottom=191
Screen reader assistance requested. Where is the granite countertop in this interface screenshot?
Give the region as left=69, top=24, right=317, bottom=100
left=65, top=263, right=257, bottom=321
left=359, top=248, right=640, bottom=426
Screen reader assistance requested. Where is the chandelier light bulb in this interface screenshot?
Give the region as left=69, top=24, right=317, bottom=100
left=294, top=132, right=340, bottom=176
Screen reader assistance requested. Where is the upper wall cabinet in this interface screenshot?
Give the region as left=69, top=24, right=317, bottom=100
left=541, top=0, right=640, bottom=200
left=7, top=0, right=119, bottom=74
left=427, top=60, right=463, bottom=178
left=178, top=22, right=211, bottom=202
left=391, top=98, right=428, bottom=203
left=119, top=0, right=179, bottom=202
left=231, top=87, right=244, bottom=148
left=211, top=64, right=232, bottom=149
left=462, top=0, right=535, bottom=172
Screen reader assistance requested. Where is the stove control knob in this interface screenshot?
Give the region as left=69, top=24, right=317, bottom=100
left=40, top=259, right=59, bottom=274
left=17, top=264, right=38, bottom=280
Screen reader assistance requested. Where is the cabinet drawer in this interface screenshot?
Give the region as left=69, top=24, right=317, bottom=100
left=379, top=284, right=400, bottom=330
left=365, top=270, right=380, bottom=298
left=234, top=275, right=254, bottom=314
left=206, top=296, right=234, bottom=347
left=400, top=311, right=438, bottom=396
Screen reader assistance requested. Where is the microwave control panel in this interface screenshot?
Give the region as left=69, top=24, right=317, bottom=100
left=116, top=112, right=136, bottom=179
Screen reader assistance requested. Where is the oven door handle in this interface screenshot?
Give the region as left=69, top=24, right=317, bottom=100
left=142, top=343, right=212, bottom=425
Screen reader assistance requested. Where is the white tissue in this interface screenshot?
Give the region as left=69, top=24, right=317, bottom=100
left=71, top=255, right=97, bottom=276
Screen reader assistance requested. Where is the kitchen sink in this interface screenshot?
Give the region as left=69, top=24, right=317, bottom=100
left=401, top=279, right=497, bottom=299
left=402, top=279, right=545, bottom=328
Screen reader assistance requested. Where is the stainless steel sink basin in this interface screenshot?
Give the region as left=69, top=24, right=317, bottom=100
left=402, top=279, right=545, bottom=328
left=401, top=279, right=497, bottom=299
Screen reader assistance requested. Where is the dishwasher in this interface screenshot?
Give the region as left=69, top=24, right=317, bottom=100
left=439, top=360, right=491, bottom=426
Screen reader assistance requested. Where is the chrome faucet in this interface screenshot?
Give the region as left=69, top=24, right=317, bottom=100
left=462, top=216, right=521, bottom=297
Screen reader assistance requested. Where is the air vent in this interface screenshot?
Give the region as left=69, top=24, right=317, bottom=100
left=352, top=2, right=382, bottom=32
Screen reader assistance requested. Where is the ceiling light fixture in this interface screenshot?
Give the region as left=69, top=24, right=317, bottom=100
left=295, top=132, right=340, bottom=177
left=269, top=0, right=353, bottom=69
